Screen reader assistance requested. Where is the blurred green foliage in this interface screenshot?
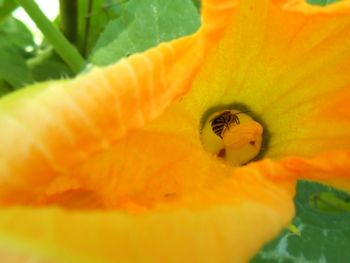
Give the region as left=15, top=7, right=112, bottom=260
left=90, top=0, right=200, bottom=65
left=0, top=17, right=33, bottom=91
left=307, top=0, right=340, bottom=6
left=252, top=181, right=350, bottom=263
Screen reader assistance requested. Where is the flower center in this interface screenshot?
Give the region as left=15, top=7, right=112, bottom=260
left=200, top=108, right=263, bottom=166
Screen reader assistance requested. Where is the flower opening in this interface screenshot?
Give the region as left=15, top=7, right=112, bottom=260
left=200, top=108, right=263, bottom=166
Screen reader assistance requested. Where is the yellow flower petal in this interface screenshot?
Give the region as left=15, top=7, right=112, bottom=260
left=279, top=150, right=350, bottom=192
left=0, top=0, right=236, bottom=205
left=174, top=0, right=350, bottom=159
left=0, top=159, right=294, bottom=263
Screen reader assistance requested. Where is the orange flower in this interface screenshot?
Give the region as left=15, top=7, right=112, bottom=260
left=0, top=0, right=350, bottom=262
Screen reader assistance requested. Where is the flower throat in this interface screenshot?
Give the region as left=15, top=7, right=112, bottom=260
left=200, top=107, right=264, bottom=166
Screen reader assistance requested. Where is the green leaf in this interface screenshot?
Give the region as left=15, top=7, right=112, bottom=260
left=192, top=0, right=201, bottom=10
left=0, top=17, right=35, bottom=57
left=307, top=0, right=340, bottom=6
left=310, top=191, right=350, bottom=213
left=0, top=40, right=33, bottom=88
left=0, top=80, right=13, bottom=97
left=0, top=0, right=18, bottom=22
left=28, top=48, right=74, bottom=82
left=90, top=0, right=200, bottom=66
left=0, top=16, right=34, bottom=89
left=251, top=181, right=350, bottom=263
left=77, top=0, right=127, bottom=57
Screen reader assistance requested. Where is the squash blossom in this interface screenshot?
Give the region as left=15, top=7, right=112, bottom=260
left=0, top=0, right=350, bottom=262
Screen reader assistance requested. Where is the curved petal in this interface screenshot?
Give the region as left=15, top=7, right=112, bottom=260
left=173, top=0, right=350, bottom=158
left=279, top=150, right=350, bottom=193
left=0, top=160, right=295, bottom=263
left=0, top=0, right=236, bottom=204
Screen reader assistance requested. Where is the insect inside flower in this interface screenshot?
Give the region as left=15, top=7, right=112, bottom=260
left=200, top=107, right=264, bottom=166
left=210, top=110, right=249, bottom=139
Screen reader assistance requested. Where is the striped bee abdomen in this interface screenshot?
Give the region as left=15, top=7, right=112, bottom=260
left=210, top=111, right=240, bottom=139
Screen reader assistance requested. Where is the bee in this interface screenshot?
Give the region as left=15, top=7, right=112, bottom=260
left=210, top=110, right=247, bottom=139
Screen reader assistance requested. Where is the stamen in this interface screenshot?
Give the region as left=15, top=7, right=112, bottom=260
left=200, top=109, right=263, bottom=166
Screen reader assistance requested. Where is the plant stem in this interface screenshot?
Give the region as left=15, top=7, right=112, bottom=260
left=15, top=0, right=85, bottom=73
left=59, top=0, right=78, bottom=44
left=82, top=0, right=93, bottom=57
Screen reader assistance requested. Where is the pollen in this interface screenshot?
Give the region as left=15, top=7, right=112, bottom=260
left=200, top=109, right=263, bottom=166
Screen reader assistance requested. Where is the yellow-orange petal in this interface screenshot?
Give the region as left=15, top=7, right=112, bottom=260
left=0, top=0, right=236, bottom=204
left=0, top=159, right=295, bottom=263
left=278, top=150, right=350, bottom=193
left=0, top=112, right=295, bottom=262
left=172, top=0, right=350, bottom=160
